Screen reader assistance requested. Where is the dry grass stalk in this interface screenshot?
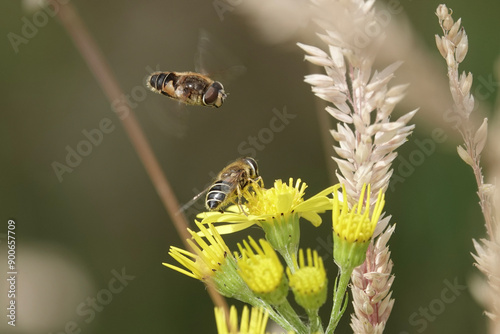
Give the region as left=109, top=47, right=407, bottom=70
left=435, top=4, right=500, bottom=332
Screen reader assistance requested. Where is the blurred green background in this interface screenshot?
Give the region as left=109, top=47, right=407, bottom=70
left=1, top=0, right=499, bottom=333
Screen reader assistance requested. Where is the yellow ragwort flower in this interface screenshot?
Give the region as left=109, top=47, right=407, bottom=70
left=199, top=178, right=335, bottom=269
left=163, top=221, right=231, bottom=280
left=164, top=221, right=257, bottom=300
left=237, top=237, right=288, bottom=305
left=199, top=178, right=335, bottom=234
left=287, top=249, right=328, bottom=311
left=214, top=306, right=269, bottom=334
left=332, top=184, right=385, bottom=270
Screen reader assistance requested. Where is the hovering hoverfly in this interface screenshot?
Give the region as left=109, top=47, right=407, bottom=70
left=146, top=30, right=245, bottom=110
left=206, top=157, right=261, bottom=212
left=178, top=157, right=261, bottom=214
left=147, top=71, right=226, bottom=108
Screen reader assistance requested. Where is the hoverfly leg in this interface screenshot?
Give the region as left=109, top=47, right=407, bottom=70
left=234, top=185, right=250, bottom=217
left=250, top=176, right=264, bottom=189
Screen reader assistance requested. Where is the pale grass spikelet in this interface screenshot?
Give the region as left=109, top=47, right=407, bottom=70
left=456, top=145, right=474, bottom=167
left=299, top=1, right=415, bottom=332
left=298, top=0, right=414, bottom=333
left=474, top=118, right=488, bottom=155
left=350, top=224, right=395, bottom=334
left=435, top=4, right=474, bottom=122
left=436, top=4, right=500, bottom=331
left=298, top=3, right=416, bottom=204
left=472, top=236, right=500, bottom=332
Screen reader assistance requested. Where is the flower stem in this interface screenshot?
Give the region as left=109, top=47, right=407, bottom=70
left=252, top=297, right=306, bottom=333
left=307, top=309, right=324, bottom=334
left=281, top=250, right=297, bottom=274
left=325, top=268, right=352, bottom=334
left=275, top=299, right=308, bottom=334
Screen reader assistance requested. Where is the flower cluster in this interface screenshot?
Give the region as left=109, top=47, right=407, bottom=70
left=199, top=179, right=335, bottom=269
left=165, top=178, right=386, bottom=333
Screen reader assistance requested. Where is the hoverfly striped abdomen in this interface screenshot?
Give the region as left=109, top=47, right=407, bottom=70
left=148, top=72, right=176, bottom=94
left=206, top=181, right=233, bottom=210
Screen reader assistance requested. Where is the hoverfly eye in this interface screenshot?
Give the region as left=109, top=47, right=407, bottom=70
left=203, top=86, right=218, bottom=105
left=244, top=157, right=259, bottom=178
left=203, top=81, right=225, bottom=107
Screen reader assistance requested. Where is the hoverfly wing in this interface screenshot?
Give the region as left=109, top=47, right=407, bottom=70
left=194, top=29, right=246, bottom=84
left=177, top=185, right=210, bottom=214
left=146, top=100, right=190, bottom=139
left=194, top=29, right=211, bottom=76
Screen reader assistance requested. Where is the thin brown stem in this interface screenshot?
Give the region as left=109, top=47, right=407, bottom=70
left=48, top=0, right=228, bottom=314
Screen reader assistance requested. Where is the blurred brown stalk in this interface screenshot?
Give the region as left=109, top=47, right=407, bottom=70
left=47, top=0, right=228, bottom=315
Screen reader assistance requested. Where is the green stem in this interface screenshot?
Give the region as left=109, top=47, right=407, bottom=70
left=307, top=309, right=324, bottom=334
left=249, top=297, right=308, bottom=334
left=275, top=299, right=308, bottom=334
left=281, top=251, right=296, bottom=273
left=325, top=268, right=352, bottom=334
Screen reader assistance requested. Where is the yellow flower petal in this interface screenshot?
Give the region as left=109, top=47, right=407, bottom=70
left=301, top=211, right=322, bottom=227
